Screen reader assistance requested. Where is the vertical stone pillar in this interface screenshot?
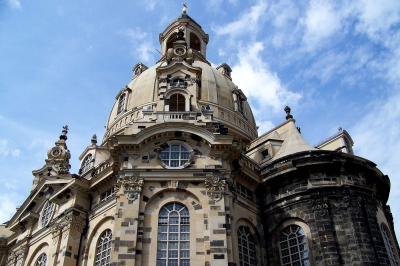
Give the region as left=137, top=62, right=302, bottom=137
left=309, top=196, right=341, bottom=265
left=111, top=175, right=144, bottom=265
left=205, top=174, right=229, bottom=266
left=50, top=211, right=86, bottom=266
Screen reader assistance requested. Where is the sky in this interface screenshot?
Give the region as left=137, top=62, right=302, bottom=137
left=1, top=0, right=400, bottom=234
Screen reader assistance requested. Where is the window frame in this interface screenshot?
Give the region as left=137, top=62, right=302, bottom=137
left=159, top=141, right=193, bottom=169
left=100, top=187, right=115, bottom=203
left=117, top=93, right=126, bottom=114
left=278, top=224, right=310, bottom=266
left=94, top=229, right=113, bottom=266
left=41, top=201, right=55, bottom=227
left=35, top=253, right=47, bottom=266
left=381, top=223, right=398, bottom=266
left=156, top=202, right=190, bottom=266
left=238, top=226, right=257, bottom=266
left=81, top=154, right=93, bottom=174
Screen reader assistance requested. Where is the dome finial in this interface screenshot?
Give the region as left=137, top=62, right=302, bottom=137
left=182, top=3, right=187, bottom=13
left=60, top=125, right=69, bottom=140
left=91, top=134, right=97, bottom=145
left=284, top=106, right=293, bottom=120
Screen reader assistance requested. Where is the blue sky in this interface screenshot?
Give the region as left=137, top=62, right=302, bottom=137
left=1, top=0, right=400, bottom=233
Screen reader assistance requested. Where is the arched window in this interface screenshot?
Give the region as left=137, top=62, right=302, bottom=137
left=157, top=202, right=190, bottom=266
left=169, top=93, right=186, bottom=111
left=95, top=229, right=112, bottom=266
left=279, top=225, right=310, bottom=266
left=117, top=94, right=126, bottom=114
left=41, top=202, right=55, bottom=227
left=166, top=33, right=178, bottom=51
left=238, top=226, right=256, bottom=266
left=189, top=33, right=201, bottom=52
left=81, top=154, right=93, bottom=174
left=237, top=97, right=244, bottom=114
left=36, top=253, right=47, bottom=266
left=381, top=224, right=397, bottom=266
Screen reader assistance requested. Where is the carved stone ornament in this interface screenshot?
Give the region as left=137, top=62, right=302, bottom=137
left=309, top=197, right=329, bottom=217
left=121, top=176, right=144, bottom=192
left=51, top=214, right=86, bottom=243
left=205, top=176, right=227, bottom=202
left=6, top=246, right=27, bottom=266
left=205, top=176, right=226, bottom=191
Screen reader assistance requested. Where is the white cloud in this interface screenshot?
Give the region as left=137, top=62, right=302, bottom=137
left=351, top=92, right=400, bottom=233
left=269, top=0, right=299, bottom=28
left=118, top=27, right=157, bottom=64
left=232, top=42, right=302, bottom=111
left=0, top=139, right=20, bottom=158
left=231, top=42, right=302, bottom=116
left=300, top=0, right=343, bottom=51
left=353, top=0, right=400, bottom=41
left=0, top=193, right=23, bottom=223
left=6, top=0, right=21, bottom=9
left=212, top=0, right=267, bottom=39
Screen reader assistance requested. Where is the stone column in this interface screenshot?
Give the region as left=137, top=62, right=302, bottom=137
left=111, top=175, right=144, bottom=265
left=205, top=174, right=229, bottom=266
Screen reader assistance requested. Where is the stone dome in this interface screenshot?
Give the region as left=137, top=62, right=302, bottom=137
left=103, top=14, right=258, bottom=143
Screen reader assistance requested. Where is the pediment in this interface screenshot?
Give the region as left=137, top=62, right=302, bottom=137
left=6, top=175, right=88, bottom=232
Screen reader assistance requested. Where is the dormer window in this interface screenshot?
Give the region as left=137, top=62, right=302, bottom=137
left=81, top=154, right=93, bottom=174
left=117, top=94, right=126, bottom=114
left=232, top=87, right=247, bottom=115
left=132, top=62, right=148, bottom=79
left=262, top=149, right=269, bottom=159
left=217, top=63, right=232, bottom=79
left=223, top=67, right=231, bottom=77
left=237, top=96, right=244, bottom=114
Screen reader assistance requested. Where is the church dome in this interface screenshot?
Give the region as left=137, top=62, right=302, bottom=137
left=103, top=14, right=258, bottom=143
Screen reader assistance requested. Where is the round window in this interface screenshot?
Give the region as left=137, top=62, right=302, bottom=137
left=160, top=142, right=192, bottom=168
left=41, top=202, right=55, bottom=227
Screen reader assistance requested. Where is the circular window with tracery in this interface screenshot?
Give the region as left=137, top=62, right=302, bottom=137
left=159, top=141, right=193, bottom=169
left=41, top=202, right=55, bottom=227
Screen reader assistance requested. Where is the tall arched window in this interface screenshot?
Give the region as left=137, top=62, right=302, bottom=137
left=36, top=253, right=47, bottom=266
left=117, top=94, right=126, bottom=114
left=238, top=226, right=256, bottom=266
left=381, top=224, right=398, bottom=266
left=81, top=154, right=93, bottom=174
left=157, top=202, right=190, bottom=266
left=279, top=225, right=310, bottom=266
left=95, top=229, right=112, bottom=266
left=169, top=93, right=186, bottom=111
